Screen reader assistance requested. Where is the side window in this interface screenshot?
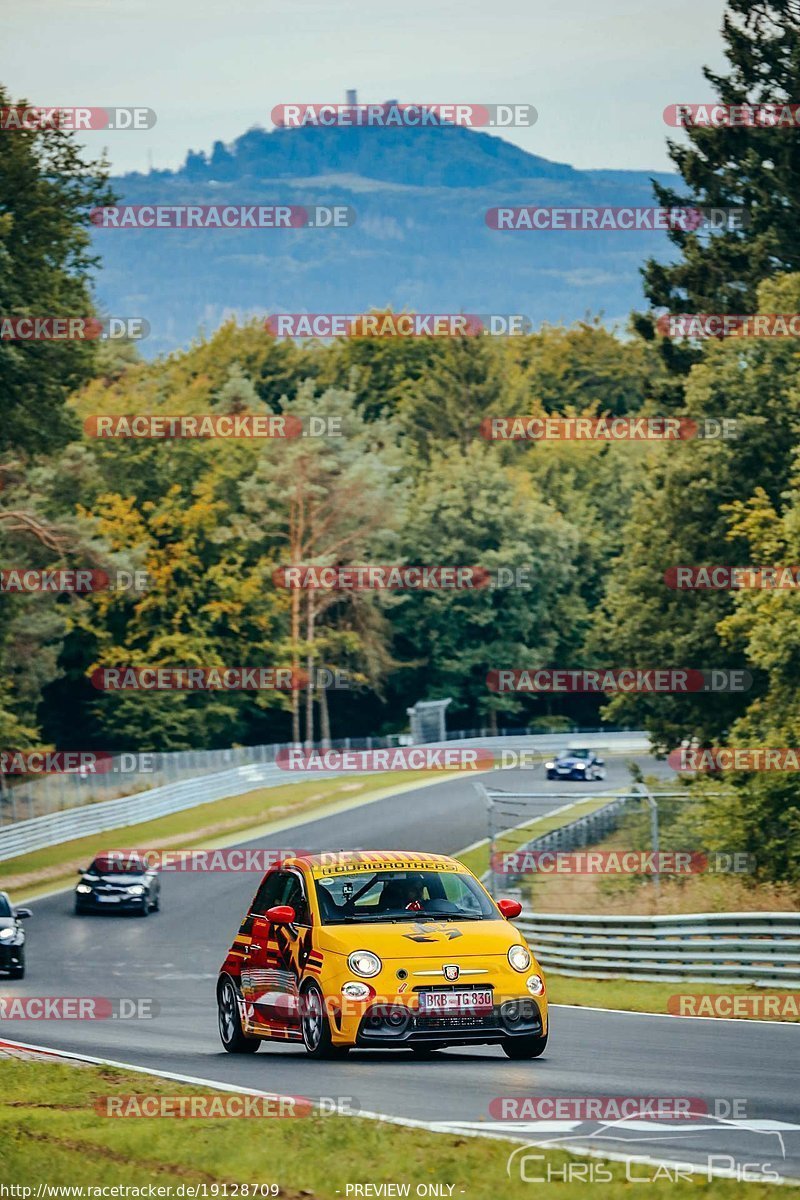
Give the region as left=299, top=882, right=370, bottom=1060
left=282, top=873, right=311, bottom=926
left=251, top=871, right=288, bottom=916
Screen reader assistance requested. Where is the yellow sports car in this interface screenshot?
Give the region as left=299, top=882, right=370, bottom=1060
left=217, top=850, right=548, bottom=1058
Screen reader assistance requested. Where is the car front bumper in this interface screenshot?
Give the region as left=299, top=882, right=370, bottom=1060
left=352, top=996, right=544, bottom=1046
left=0, top=941, right=25, bottom=971
left=75, top=890, right=148, bottom=912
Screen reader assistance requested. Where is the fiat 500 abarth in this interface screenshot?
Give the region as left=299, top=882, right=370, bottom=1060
left=217, top=851, right=548, bottom=1058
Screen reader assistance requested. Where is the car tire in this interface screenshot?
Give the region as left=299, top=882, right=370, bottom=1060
left=218, top=977, right=260, bottom=1053
left=8, top=952, right=25, bottom=979
left=150, top=893, right=160, bottom=913
left=502, top=1032, right=548, bottom=1060
left=74, top=902, right=84, bottom=915
left=300, top=980, right=348, bottom=1059
left=546, top=771, right=555, bottom=780
left=138, top=899, right=150, bottom=917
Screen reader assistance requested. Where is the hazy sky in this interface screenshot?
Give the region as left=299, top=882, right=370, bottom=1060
left=4, top=0, right=728, bottom=176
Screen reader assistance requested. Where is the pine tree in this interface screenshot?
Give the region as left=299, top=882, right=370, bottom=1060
left=637, top=2, right=800, bottom=341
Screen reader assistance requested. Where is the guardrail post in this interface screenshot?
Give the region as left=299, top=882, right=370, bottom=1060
left=633, top=783, right=660, bottom=894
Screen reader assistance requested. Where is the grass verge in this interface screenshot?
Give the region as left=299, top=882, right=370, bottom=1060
left=547, top=972, right=800, bottom=1021
left=1, top=1057, right=796, bottom=1195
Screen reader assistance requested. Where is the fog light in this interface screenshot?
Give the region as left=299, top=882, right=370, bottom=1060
left=342, top=981, right=373, bottom=1001
left=527, top=974, right=545, bottom=996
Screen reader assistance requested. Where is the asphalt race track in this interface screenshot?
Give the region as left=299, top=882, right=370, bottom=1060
left=4, top=754, right=800, bottom=1181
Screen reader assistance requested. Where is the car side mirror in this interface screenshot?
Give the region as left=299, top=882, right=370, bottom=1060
left=265, top=904, right=296, bottom=925
left=15, top=908, right=32, bottom=919
left=497, top=899, right=522, bottom=919
left=77, top=868, right=86, bottom=875
left=596, top=758, right=605, bottom=766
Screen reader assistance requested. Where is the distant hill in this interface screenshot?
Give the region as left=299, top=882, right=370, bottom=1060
left=95, top=124, right=678, bottom=356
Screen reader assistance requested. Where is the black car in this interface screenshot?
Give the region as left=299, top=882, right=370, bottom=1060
left=0, top=891, right=32, bottom=978
left=75, top=853, right=161, bottom=916
left=545, top=747, right=606, bottom=781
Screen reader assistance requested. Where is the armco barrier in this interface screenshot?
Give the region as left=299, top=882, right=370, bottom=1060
left=0, top=731, right=649, bottom=862
left=517, top=911, right=800, bottom=985
left=0, top=762, right=322, bottom=863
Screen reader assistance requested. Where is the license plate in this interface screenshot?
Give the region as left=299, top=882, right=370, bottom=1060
left=97, top=894, right=121, bottom=903
left=419, top=990, right=492, bottom=1013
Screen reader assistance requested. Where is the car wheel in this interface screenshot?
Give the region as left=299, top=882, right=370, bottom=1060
left=9, top=952, right=25, bottom=979
left=73, top=901, right=84, bottom=915
left=502, top=1032, right=548, bottom=1059
left=300, top=981, right=347, bottom=1059
left=218, top=977, right=260, bottom=1053
left=546, top=771, right=555, bottom=780
left=138, top=899, right=150, bottom=917
left=150, top=892, right=160, bottom=912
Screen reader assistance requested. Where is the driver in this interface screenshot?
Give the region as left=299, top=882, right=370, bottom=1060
left=380, top=873, right=427, bottom=912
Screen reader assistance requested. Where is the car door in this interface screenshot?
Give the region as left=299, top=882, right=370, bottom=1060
left=241, top=869, right=310, bottom=1041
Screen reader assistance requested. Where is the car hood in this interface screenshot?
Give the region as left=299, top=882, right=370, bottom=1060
left=315, top=918, right=525, bottom=959
left=80, top=873, right=147, bottom=884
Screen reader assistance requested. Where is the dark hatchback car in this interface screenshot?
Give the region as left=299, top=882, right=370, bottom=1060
left=545, top=748, right=606, bottom=781
left=0, top=890, right=32, bottom=978
left=74, top=854, right=160, bottom=916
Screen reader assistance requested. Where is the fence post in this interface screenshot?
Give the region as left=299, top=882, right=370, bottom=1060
left=634, top=783, right=660, bottom=894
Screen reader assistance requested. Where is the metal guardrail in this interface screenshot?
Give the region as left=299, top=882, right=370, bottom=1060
left=0, top=761, right=343, bottom=864
left=517, top=911, right=800, bottom=985
left=0, top=725, right=645, bottom=824
left=0, top=730, right=649, bottom=864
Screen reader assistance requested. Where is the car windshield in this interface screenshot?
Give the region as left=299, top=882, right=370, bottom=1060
left=562, top=748, right=590, bottom=759
left=89, top=856, right=146, bottom=877
left=314, top=869, right=496, bottom=925
left=0, top=895, right=12, bottom=917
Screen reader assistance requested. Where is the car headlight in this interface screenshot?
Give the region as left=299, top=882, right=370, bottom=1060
left=127, top=885, right=145, bottom=895
left=574, top=762, right=586, bottom=770
left=527, top=974, right=545, bottom=995
left=347, top=950, right=382, bottom=978
left=0, top=928, right=15, bottom=941
left=76, top=884, right=93, bottom=894
left=508, top=944, right=531, bottom=973
left=545, top=761, right=555, bottom=770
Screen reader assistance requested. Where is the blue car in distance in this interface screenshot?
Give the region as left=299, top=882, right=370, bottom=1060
left=545, top=747, right=606, bottom=782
